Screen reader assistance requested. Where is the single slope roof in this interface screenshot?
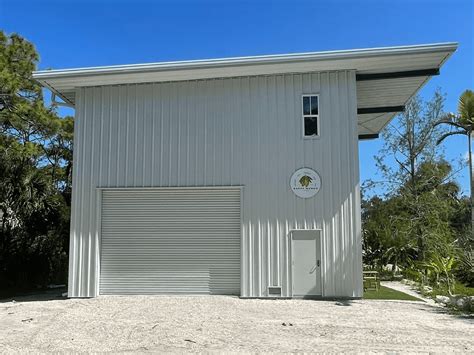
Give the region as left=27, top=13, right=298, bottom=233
left=33, top=42, right=457, bottom=137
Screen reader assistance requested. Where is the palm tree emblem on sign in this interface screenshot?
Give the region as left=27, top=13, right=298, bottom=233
left=299, top=175, right=312, bottom=187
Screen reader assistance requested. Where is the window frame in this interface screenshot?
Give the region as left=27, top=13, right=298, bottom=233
left=301, top=94, right=320, bottom=139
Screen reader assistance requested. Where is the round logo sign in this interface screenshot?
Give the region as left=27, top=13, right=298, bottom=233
left=290, top=168, right=321, bottom=198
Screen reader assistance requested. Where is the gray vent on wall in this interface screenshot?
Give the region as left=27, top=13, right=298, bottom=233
left=268, top=286, right=282, bottom=296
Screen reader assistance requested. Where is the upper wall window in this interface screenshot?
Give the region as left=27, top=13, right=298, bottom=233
left=302, top=95, right=319, bottom=138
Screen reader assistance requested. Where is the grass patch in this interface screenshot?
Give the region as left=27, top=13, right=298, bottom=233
left=364, top=286, right=423, bottom=301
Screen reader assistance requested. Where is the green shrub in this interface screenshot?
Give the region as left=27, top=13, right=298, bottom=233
left=455, top=251, right=474, bottom=287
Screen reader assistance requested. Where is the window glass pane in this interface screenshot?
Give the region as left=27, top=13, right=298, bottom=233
left=304, top=116, right=318, bottom=136
left=303, top=96, right=310, bottom=115
left=311, top=96, right=318, bottom=115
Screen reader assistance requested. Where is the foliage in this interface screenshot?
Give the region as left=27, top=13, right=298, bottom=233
left=433, top=89, right=474, bottom=288
left=366, top=90, right=446, bottom=195
left=421, top=254, right=456, bottom=295
left=455, top=251, right=474, bottom=286
left=457, top=90, right=474, bottom=125
left=428, top=280, right=474, bottom=298
left=363, top=160, right=459, bottom=269
left=0, top=31, right=72, bottom=291
left=363, top=90, right=474, bottom=295
left=362, top=195, right=418, bottom=270
left=433, top=90, right=474, bottom=144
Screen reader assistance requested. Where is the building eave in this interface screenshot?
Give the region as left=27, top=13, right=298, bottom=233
left=33, top=42, right=457, bottom=80
left=32, top=42, right=458, bottom=137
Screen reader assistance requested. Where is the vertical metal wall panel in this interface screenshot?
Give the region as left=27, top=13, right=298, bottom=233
left=68, top=70, right=362, bottom=298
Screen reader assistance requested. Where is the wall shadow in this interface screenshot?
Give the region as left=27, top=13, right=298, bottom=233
left=0, top=287, right=68, bottom=303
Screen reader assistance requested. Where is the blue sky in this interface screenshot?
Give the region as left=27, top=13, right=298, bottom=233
left=1, top=0, right=473, bottom=193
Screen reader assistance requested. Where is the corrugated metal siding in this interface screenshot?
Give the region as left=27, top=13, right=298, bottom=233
left=68, top=71, right=362, bottom=298
left=99, top=188, right=241, bottom=295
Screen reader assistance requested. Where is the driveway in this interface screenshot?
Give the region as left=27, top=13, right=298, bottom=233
left=0, top=294, right=472, bottom=353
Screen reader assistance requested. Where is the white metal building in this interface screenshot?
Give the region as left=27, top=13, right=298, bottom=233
left=33, top=43, right=456, bottom=298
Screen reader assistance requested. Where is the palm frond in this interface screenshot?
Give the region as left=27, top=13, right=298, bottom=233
left=436, top=130, right=467, bottom=145
left=433, top=115, right=468, bottom=130
left=458, top=90, right=474, bottom=125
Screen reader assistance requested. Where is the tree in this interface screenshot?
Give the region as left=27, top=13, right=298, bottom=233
left=362, top=195, right=417, bottom=270
left=368, top=90, right=446, bottom=196
left=0, top=31, right=72, bottom=291
left=362, top=90, right=474, bottom=292
left=365, top=91, right=453, bottom=261
left=434, top=90, right=474, bottom=236
left=433, top=90, right=474, bottom=288
left=362, top=160, right=460, bottom=269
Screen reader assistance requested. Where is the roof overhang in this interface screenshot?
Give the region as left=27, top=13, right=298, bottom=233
left=33, top=42, right=457, bottom=138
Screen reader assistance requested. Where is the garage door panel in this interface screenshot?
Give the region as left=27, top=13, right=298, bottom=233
left=102, top=248, right=240, bottom=253
left=100, top=188, right=241, bottom=295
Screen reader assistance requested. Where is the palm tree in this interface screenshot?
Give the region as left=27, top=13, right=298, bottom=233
left=435, top=90, right=474, bottom=234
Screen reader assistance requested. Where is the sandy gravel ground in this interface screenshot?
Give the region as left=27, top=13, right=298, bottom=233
left=0, top=294, right=473, bottom=353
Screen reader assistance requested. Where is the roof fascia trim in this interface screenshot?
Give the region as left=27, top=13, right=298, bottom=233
left=32, top=42, right=458, bottom=80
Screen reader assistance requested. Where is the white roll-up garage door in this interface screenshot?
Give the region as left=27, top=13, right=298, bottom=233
left=99, top=188, right=241, bottom=295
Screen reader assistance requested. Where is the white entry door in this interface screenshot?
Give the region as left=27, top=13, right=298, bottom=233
left=292, top=230, right=322, bottom=297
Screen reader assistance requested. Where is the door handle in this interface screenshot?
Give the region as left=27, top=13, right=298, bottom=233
left=310, top=261, right=320, bottom=273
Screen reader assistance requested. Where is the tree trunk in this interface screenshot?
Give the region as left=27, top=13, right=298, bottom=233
left=469, top=130, right=474, bottom=237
